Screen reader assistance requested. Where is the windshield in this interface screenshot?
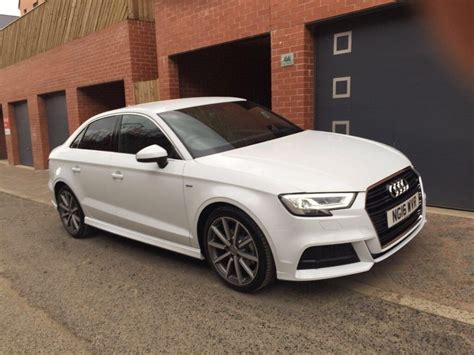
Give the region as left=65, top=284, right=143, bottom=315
left=159, top=101, right=302, bottom=158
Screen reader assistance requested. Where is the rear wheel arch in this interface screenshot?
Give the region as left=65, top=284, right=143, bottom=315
left=55, top=182, right=91, bottom=238
left=53, top=181, right=82, bottom=211
left=54, top=181, right=69, bottom=201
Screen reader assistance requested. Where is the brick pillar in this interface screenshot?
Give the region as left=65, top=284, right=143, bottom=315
left=0, top=105, right=6, bottom=159
left=3, top=103, right=20, bottom=166
left=124, top=77, right=136, bottom=106
left=66, top=87, right=81, bottom=134
left=271, top=25, right=314, bottom=129
left=158, top=56, right=180, bottom=100
left=28, top=95, right=49, bottom=169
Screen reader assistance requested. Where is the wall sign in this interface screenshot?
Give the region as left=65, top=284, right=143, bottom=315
left=3, top=116, right=10, bottom=135
left=280, top=52, right=295, bottom=67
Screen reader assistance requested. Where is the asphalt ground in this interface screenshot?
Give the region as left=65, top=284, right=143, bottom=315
left=0, top=191, right=473, bottom=353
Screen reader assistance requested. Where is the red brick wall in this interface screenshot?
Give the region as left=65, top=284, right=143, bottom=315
left=155, top=0, right=271, bottom=56
left=156, top=0, right=395, bottom=127
left=2, top=104, right=20, bottom=165
left=0, top=19, right=157, bottom=169
left=129, top=21, right=158, bottom=83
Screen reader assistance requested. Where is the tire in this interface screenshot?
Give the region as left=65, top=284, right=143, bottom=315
left=203, top=206, right=276, bottom=292
left=56, top=186, right=91, bottom=239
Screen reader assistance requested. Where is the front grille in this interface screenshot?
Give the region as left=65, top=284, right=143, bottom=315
left=366, top=168, right=422, bottom=248
left=297, top=243, right=359, bottom=270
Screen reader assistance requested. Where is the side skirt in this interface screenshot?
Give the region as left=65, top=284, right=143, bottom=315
left=85, top=217, right=205, bottom=260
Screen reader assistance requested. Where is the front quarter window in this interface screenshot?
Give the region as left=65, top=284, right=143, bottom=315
left=118, top=114, right=180, bottom=159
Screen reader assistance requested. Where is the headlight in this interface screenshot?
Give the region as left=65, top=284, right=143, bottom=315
left=279, top=193, right=356, bottom=216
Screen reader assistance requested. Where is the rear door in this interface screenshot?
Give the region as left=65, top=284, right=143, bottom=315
left=107, top=114, right=189, bottom=246
left=70, top=115, right=121, bottom=224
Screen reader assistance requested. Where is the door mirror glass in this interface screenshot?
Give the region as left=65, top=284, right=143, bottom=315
left=136, top=144, right=168, bottom=168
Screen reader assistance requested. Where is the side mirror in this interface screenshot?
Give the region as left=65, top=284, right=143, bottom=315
left=136, top=145, right=168, bottom=168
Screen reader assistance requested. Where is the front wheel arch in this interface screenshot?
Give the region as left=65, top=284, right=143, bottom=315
left=196, top=201, right=276, bottom=264
left=201, top=204, right=276, bottom=291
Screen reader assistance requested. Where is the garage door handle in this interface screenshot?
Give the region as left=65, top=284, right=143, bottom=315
left=111, top=172, right=124, bottom=181
left=71, top=166, right=81, bottom=173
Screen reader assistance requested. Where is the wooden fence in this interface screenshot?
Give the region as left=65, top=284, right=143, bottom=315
left=134, top=79, right=160, bottom=104
left=0, top=0, right=155, bottom=69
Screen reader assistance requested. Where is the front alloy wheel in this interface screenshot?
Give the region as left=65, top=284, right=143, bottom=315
left=204, top=207, right=275, bottom=292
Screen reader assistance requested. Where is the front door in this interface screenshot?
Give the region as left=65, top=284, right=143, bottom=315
left=109, top=114, right=189, bottom=246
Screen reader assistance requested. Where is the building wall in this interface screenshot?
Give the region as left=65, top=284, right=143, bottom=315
left=19, top=0, right=46, bottom=15
left=0, top=19, right=157, bottom=168
left=0, top=0, right=398, bottom=169
left=155, top=0, right=394, bottom=128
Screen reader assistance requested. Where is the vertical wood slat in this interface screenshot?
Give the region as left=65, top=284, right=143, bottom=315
left=0, top=0, right=154, bottom=69
left=134, top=80, right=160, bottom=104
left=128, top=0, right=154, bottom=21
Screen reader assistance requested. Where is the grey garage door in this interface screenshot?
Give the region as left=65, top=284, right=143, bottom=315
left=44, top=92, right=69, bottom=150
left=14, top=101, right=33, bottom=167
left=314, top=6, right=474, bottom=210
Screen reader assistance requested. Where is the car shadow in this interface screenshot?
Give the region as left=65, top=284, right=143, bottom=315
left=85, top=228, right=344, bottom=297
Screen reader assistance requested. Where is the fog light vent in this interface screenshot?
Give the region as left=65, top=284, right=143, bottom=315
left=297, top=243, right=359, bottom=270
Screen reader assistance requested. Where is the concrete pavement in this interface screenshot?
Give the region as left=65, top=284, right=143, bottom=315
left=0, top=163, right=473, bottom=352
left=0, top=161, right=50, bottom=205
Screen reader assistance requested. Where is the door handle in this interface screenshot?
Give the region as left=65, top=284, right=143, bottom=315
left=111, top=171, right=124, bottom=181
left=72, top=166, right=81, bottom=173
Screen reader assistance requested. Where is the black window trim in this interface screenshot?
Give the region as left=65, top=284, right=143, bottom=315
left=69, top=127, right=86, bottom=149
left=116, top=113, right=184, bottom=161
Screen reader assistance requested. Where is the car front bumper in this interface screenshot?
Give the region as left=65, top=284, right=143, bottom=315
left=269, top=190, right=427, bottom=282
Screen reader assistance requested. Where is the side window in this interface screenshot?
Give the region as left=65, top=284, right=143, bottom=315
left=79, top=116, right=119, bottom=152
left=70, top=128, right=86, bottom=148
left=118, top=115, right=180, bottom=159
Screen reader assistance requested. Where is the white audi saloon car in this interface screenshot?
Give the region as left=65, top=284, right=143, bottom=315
left=49, top=97, right=426, bottom=292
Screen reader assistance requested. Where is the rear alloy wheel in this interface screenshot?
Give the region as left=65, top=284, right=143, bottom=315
left=57, top=186, right=90, bottom=238
left=204, top=207, right=275, bottom=292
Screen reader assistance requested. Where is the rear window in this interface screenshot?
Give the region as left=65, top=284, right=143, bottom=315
left=77, top=116, right=119, bottom=152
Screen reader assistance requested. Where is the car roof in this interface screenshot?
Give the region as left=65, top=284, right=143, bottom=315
left=119, top=97, right=246, bottom=115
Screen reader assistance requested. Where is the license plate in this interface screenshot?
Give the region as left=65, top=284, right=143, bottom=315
left=386, top=193, right=420, bottom=228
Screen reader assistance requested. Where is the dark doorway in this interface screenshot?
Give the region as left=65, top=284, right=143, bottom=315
left=77, top=81, right=126, bottom=123
left=314, top=6, right=474, bottom=210
left=176, top=35, right=271, bottom=108
left=13, top=101, right=33, bottom=166
left=43, top=91, right=69, bottom=150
